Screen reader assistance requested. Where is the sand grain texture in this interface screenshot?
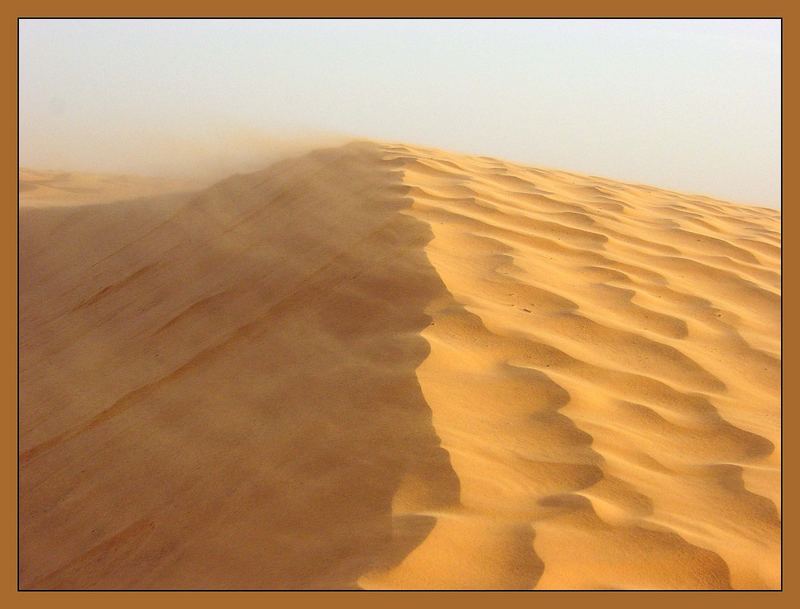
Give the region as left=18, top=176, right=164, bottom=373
left=20, top=142, right=780, bottom=589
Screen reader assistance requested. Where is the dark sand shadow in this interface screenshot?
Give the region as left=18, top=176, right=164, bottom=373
left=20, top=143, right=462, bottom=589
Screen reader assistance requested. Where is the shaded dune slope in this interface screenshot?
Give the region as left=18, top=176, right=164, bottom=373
left=20, top=141, right=780, bottom=589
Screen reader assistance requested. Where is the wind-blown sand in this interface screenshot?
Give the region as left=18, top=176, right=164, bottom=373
left=19, top=168, right=196, bottom=207
left=19, top=141, right=781, bottom=590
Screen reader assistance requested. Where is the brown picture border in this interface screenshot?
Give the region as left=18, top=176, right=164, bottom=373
left=4, top=3, right=791, bottom=606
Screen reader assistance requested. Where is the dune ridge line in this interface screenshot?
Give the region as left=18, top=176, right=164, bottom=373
left=20, top=141, right=780, bottom=589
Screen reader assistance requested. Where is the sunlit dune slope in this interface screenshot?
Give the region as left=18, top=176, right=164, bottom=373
left=20, top=141, right=781, bottom=590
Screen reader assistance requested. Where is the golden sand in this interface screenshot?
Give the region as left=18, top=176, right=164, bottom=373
left=20, top=141, right=780, bottom=589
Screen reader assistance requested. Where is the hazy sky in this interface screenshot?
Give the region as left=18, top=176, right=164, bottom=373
left=20, top=19, right=781, bottom=207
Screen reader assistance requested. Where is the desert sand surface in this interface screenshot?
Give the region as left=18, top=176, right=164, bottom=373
left=20, top=168, right=197, bottom=207
left=20, top=141, right=781, bottom=590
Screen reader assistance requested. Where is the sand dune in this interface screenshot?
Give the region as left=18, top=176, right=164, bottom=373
left=19, top=141, right=780, bottom=589
left=20, top=168, right=196, bottom=207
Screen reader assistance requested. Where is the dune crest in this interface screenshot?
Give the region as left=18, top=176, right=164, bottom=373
left=20, top=141, right=780, bottom=589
